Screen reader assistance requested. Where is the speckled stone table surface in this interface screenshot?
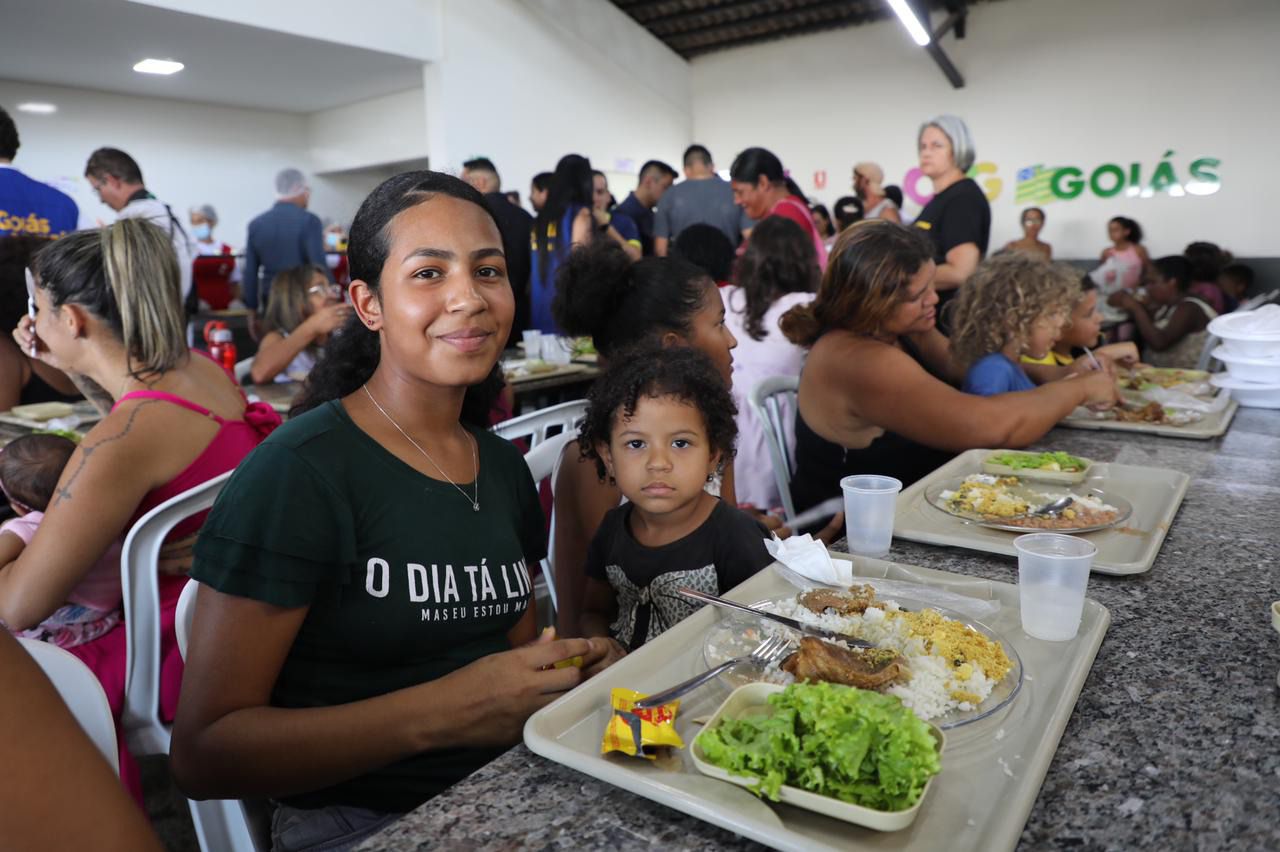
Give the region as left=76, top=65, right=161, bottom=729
left=360, top=410, right=1280, bottom=852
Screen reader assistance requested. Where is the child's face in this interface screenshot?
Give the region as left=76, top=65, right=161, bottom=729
left=1060, top=291, right=1103, bottom=350
left=599, top=395, right=720, bottom=518
left=1025, top=311, right=1065, bottom=360
left=1218, top=273, right=1246, bottom=300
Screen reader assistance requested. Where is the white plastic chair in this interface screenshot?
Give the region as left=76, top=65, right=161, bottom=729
left=173, top=580, right=271, bottom=852
left=233, top=357, right=254, bottom=385
left=748, top=376, right=800, bottom=523
left=19, top=638, right=119, bottom=775
left=492, top=399, right=588, bottom=451
left=120, top=470, right=266, bottom=852
left=519, top=430, right=580, bottom=621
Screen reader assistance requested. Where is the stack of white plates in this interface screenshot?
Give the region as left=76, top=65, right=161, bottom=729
left=1208, top=305, right=1280, bottom=407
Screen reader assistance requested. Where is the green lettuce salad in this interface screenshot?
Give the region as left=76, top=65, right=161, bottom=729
left=988, top=450, right=1085, bottom=472
left=697, top=683, right=940, bottom=811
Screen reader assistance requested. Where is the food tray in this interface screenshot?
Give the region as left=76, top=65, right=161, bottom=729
left=895, top=449, right=1189, bottom=576
left=979, top=451, right=1093, bottom=484
left=0, top=400, right=102, bottom=431
left=689, top=683, right=946, bottom=833
left=1058, top=397, right=1238, bottom=439
left=502, top=359, right=589, bottom=384
left=924, top=477, right=1132, bottom=533
left=524, top=555, right=1110, bottom=852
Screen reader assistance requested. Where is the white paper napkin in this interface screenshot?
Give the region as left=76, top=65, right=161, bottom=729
left=764, top=533, right=853, bottom=588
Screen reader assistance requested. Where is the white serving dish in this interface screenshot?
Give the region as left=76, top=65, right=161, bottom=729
left=1208, top=374, right=1280, bottom=409
left=690, top=682, right=945, bottom=833
left=1208, top=306, right=1280, bottom=359
left=1211, top=347, right=1280, bottom=383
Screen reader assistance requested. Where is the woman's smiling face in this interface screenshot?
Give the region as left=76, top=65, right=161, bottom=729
left=362, top=194, right=514, bottom=388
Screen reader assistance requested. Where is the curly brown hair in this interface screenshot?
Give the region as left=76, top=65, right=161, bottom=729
left=950, top=255, right=1080, bottom=370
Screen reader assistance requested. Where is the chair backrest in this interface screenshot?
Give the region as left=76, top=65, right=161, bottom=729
left=521, top=430, right=580, bottom=618
left=176, top=576, right=199, bottom=661
left=120, top=470, right=233, bottom=757
left=233, top=357, right=254, bottom=385
left=1195, top=333, right=1221, bottom=372
left=492, top=399, right=588, bottom=450
left=19, top=638, right=119, bottom=775
left=748, top=376, right=800, bottom=523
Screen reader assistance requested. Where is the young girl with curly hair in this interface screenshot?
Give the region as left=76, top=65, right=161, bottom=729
left=951, top=254, right=1079, bottom=396
left=577, top=346, right=772, bottom=654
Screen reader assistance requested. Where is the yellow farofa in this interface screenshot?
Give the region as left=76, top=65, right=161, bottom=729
left=949, top=478, right=1029, bottom=518
left=891, top=608, right=1013, bottom=684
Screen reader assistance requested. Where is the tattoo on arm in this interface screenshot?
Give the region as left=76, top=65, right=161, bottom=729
left=51, top=400, right=159, bottom=509
left=68, top=372, right=116, bottom=416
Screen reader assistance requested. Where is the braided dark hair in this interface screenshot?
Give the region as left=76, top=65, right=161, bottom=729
left=577, top=345, right=738, bottom=482
left=290, top=170, right=504, bottom=425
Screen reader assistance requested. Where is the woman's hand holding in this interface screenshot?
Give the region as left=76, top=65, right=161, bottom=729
left=12, top=316, right=62, bottom=370
left=302, top=304, right=352, bottom=337
left=436, top=637, right=595, bottom=747
left=1077, top=369, right=1120, bottom=410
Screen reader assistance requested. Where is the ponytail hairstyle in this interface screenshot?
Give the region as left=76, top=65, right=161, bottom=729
left=551, top=241, right=712, bottom=359
left=780, top=219, right=935, bottom=347
left=32, top=218, right=187, bottom=381
left=731, top=215, right=818, bottom=341
left=291, top=170, right=505, bottom=425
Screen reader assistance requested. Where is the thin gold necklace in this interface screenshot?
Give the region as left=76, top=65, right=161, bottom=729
left=362, top=384, right=479, bottom=511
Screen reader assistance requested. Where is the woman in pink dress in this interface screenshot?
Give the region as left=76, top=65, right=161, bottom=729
left=3, top=218, right=279, bottom=800
left=729, top=147, right=828, bottom=269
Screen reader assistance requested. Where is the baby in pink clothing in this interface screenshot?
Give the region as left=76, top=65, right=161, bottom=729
left=0, top=434, right=123, bottom=648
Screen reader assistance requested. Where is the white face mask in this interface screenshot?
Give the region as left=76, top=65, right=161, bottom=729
left=192, top=222, right=212, bottom=241
left=325, top=232, right=340, bottom=249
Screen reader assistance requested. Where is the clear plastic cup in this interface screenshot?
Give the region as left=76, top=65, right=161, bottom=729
left=521, top=329, right=542, bottom=356
left=540, top=335, right=572, bottom=365
left=840, top=475, right=902, bottom=557
left=1014, top=533, right=1095, bottom=641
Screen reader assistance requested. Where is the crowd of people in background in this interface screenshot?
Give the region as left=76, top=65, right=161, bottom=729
left=0, top=97, right=1273, bottom=849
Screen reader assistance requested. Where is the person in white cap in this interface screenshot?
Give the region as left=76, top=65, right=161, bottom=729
left=852, top=162, right=901, bottom=223
left=243, top=168, right=330, bottom=311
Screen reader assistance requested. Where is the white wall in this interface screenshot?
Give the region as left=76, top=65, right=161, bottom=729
left=308, top=88, right=428, bottom=175
left=691, top=0, right=1280, bottom=259
left=0, top=80, right=394, bottom=243
left=425, top=0, right=693, bottom=202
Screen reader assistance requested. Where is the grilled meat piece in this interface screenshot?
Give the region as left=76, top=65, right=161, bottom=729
left=797, top=584, right=876, bottom=616
left=781, top=636, right=907, bottom=690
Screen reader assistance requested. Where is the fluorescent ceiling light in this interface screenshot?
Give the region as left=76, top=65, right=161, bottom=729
left=133, top=58, right=184, bottom=75
left=17, top=102, right=57, bottom=114
left=887, top=0, right=932, bottom=46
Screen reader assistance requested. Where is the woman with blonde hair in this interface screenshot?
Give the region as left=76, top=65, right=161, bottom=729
left=249, top=264, right=351, bottom=384
left=780, top=220, right=1117, bottom=513
left=4, top=217, right=280, bottom=799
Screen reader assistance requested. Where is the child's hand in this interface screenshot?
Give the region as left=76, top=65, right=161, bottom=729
left=1077, top=370, right=1120, bottom=410
left=583, top=637, right=627, bottom=677
left=1095, top=342, right=1140, bottom=367
left=813, top=512, right=845, bottom=546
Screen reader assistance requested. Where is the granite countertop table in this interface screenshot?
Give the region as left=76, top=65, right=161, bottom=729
left=361, top=409, right=1280, bottom=852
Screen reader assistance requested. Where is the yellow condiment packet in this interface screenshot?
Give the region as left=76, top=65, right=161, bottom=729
left=601, top=688, right=684, bottom=759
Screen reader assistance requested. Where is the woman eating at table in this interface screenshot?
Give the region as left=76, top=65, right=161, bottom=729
left=2, top=218, right=281, bottom=800
left=781, top=220, right=1119, bottom=515
left=248, top=263, right=352, bottom=384
left=171, top=171, right=607, bottom=851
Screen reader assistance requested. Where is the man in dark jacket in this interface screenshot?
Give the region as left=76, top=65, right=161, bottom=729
left=462, top=157, right=533, bottom=342
left=243, top=168, right=329, bottom=311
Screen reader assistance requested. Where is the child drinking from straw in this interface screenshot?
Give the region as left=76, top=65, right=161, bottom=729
left=952, top=254, right=1078, bottom=396
left=578, top=346, right=772, bottom=653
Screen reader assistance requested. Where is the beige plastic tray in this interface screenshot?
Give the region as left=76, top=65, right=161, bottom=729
left=895, top=449, right=1189, bottom=576
left=690, top=683, right=945, bottom=833
left=0, top=400, right=102, bottom=431
left=524, top=556, right=1110, bottom=852
left=1058, top=397, right=1238, bottom=439
left=979, top=451, right=1093, bottom=485
left=501, top=360, right=589, bottom=385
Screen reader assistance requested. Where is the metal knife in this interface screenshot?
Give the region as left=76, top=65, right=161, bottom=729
left=677, top=587, right=875, bottom=649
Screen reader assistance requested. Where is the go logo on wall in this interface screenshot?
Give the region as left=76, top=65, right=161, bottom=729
left=1015, top=152, right=1221, bottom=205
left=903, top=162, right=1003, bottom=206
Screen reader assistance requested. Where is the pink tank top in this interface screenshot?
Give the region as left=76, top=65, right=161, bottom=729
left=110, top=389, right=280, bottom=539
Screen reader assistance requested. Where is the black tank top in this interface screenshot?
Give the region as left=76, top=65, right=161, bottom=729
left=20, top=369, right=83, bottom=406
left=789, top=337, right=953, bottom=514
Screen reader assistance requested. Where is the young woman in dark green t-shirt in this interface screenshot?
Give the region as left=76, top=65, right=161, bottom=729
left=172, top=172, right=610, bottom=848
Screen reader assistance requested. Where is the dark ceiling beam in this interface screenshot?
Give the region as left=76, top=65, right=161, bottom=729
left=628, top=0, right=743, bottom=27
left=680, top=14, right=881, bottom=57
left=666, top=1, right=866, bottom=49
left=641, top=1, right=793, bottom=35
left=911, top=0, right=966, bottom=89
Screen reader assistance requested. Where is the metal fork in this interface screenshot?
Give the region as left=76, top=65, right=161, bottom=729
left=632, top=635, right=792, bottom=709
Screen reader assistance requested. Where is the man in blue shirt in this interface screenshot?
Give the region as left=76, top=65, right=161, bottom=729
left=243, top=168, right=330, bottom=311
left=614, top=160, right=676, bottom=256
left=0, top=106, right=78, bottom=239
